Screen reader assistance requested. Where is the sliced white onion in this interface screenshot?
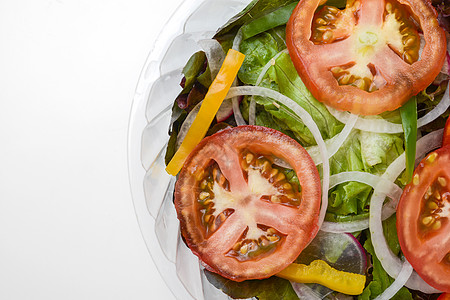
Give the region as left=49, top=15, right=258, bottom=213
left=248, top=49, right=289, bottom=126
left=232, top=93, right=246, bottom=126
left=255, top=49, right=289, bottom=86
left=321, top=217, right=370, bottom=233
left=322, top=129, right=443, bottom=235
left=416, top=81, right=450, bottom=128
left=249, top=97, right=256, bottom=125
left=306, top=114, right=358, bottom=165
left=375, top=261, right=413, bottom=300
left=326, top=106, right=403, bottom=133
left=329, top=171, right=403, bottom=200
left=198, top=39, right=225, bottom=80
left=226, top=85, right=330, bottom=229
left=321, top=171, right=401, bottom=233
left=232, top=28, right=243, bottom=51
left=176, top=101, right=202, bottom=149
left=370, top=130, right=443, bottom=293
left=326, top=81, right=450, bottom=134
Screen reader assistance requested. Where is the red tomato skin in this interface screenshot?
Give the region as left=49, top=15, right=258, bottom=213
left=397, top=145, right=450, bottom=292
left=443, top=116, right=450, bottom=147
left=174, top=126, right=322, bottom=281
left=286, top=0, right=446, bottom=116
left=438, top=293, right=450, bottom=300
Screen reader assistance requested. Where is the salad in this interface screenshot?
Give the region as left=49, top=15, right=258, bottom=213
left=155, top=0, right=450, bottom=298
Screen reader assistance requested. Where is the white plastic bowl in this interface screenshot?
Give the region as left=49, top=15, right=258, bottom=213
left=127, top=0, right=251, bottom=299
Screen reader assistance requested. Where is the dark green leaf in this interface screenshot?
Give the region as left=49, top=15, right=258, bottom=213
left=165, top=106, right=187, bottom=165
left=181, top=51, right=207, bottom=94
left=214, top=0, right=297, bottom=38
left=204, top=270, right=299, bottom=300
left=400, top=96, right=417, bottom=182
left=241, top=2, right=297, bottom=40
left=359, top=230, right=412, bottom=300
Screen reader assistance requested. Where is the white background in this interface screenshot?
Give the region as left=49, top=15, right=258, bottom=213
left=0, top=0, right=182, bottom=299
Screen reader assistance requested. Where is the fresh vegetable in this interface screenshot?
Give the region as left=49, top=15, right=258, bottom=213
left=166, top=49, right=245, bottom=175
left=240, top=2, right=297, bottom=40
left=400, top=97, right=418, bottom=182
left=438, top=293, right=450, bottom=300
left=286, top=0, right=447, bottom=115
left=360, top=232, right=413, bottom=300
left=174, top=126, right=321, bottom=281
left=214, top=0, right=298, bottom=38
left=204, top=270, right=299, bottom=300
left=158, top=0, right=450, bottom=298
left=277, top=259, right=366, bottom=295
left=396, top=125, right=450, bottom=292
left=443, top=114, right=450, bottom=146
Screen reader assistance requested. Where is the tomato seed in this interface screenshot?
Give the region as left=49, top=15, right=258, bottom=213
left=232, top=242, right=241, bottom=251
left=324, top=13, right=336, bottom=21
left=283, top=183, right=292, bottom=190
left=427, top=152, right=438, bottom=163
left=218, top=213, right=226, bottom=222
left=422, top=216, right=434, bottom=226
left=432, top=220, right=442, bottom=230
left=271, top=196, right=282, bottom=203
left=316, top=18, right=327, bottom=25
left=199, top=191, right=210, bottom=200
left=322, top=31, right=333, bottom=42
left=270, top=168, right=279, bottom=178
left=428, top=201, right=439, bottom=210
left=434, top=191, right=441, bottom=200
left=275, top=173, right=286, bottom=182
left=240, top=243, right=248, bottom=255
left=386, top=2, right=393, bottom=12
left=267, top=228, right=276, bottom=235
left=327, top=6, right=339, bottom=14
left=438, top=177, right=447, bottom=187
left=413, top=174, right=420, bottom=186
left=204, top=214, right=212, bottom=223
left=246, top=153, right=254, bottom=164
left=268, top=235, right=280, bottom=242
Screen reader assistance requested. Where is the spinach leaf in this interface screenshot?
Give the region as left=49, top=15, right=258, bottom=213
left=214, top=0, right=297, bottom=38
left=204, top=270, right=299, bottom=300
left=241, top=2, right=297, bottom=40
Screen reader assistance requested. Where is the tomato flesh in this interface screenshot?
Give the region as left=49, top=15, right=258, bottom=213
left=397, top=145, right=450, bottom=292
left=174, top=126, right=321, bottom=281
left=287, top=0, right=446, bottom=115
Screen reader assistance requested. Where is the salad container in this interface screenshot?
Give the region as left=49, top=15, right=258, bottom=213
left=128, top=0, right=251, bottom=299
left=128, top=0, right=450, bottom=299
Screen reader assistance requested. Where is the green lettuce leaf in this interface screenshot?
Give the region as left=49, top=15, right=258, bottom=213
left=359, top=218, right=412, bottom=300
left=204, top=270, right=299, bottom=300
left=240, top=51, right=343, bottom=145
left=327, top=130, right=404, bottom=217
left=238, top=31, right=284, bottom=85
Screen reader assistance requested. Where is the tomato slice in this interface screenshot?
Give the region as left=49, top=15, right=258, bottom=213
left=443, top=115, right=450, bottom=147
left=174, top=125, right=321, bottom=281
left=438, top=293, right=450, bottom=300
left=286, top=0, right=447, bottom=115
left=397, top=143, right=450, bottom=292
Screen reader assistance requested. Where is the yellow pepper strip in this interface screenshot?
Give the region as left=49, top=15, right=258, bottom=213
left=277, top=260, right=366, bottom=295
left=166, top=49, right=245, bottom=176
